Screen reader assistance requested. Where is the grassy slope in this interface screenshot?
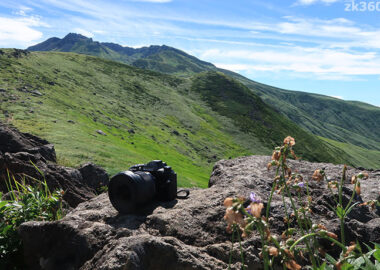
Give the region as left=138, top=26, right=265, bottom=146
left=220, top=70, right=380, bottom=167
left=28, top=35, right=380, bottom=167
left=0, top=50, right=263, bottom=187
left=0, top=50, right=357, bottom=188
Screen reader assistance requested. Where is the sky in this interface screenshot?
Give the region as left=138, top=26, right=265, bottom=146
left=0, top=0, right=379, bottom=106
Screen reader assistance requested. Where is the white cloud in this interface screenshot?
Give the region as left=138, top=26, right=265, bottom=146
left=73, top=28, right=94, bottom=38
left=202, top=46, right=380, bottom=79
left=0, top=16, right=46, bottom=48
left=331, top=95, right=344, bottom=99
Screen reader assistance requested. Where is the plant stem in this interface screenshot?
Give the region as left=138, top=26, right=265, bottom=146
left=289, top=232, right=347, bottom=252
left=228, top=228, right=235, bottom=270
left=236, top=227, right=245, bottom=270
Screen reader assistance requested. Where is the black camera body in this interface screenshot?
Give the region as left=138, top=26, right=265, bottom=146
left=108, top=160, right=177, bottom=214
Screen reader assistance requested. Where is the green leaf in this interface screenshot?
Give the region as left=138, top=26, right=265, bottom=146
left=373, top=250, right=380, bottom=262
left=341, top=262, right=354, bottom=270
left=351, top=257, right=365, bottom=270
left=336, top=205, right=345, bottom=218
left=345, top=202, right=359, bottom=217
left=325, top=253, right=337, bottom=264
left=363, top=256, right=377, bottom=270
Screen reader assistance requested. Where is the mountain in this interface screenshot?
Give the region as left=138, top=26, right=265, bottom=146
left=28, top=33, right=216, bottom=75
left=27, top=34, right=380, bottom=169
left=0, top=48, right=358, bottom=187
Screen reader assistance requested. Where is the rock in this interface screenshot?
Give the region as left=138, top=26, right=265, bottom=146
left=78, top=162, right=109, bottom=190
left=128, top=129, right=135, bottom=134
left=31, top=90, right=43, bottom=96
left=68, top=120, right=75, bottom=124
left=0, top=121, right=107, bottom=207
left=19, top=156, right=380, bottom=269
left=0, top=122, right=55, bottom=162
left=96, top=130, right=107, bottom=136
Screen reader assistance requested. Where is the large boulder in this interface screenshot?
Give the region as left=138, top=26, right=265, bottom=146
left=19, top=156, right=380, bottom=269
left=0, top=122, right=108, bottom=207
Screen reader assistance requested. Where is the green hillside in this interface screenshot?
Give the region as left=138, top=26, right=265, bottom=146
left=231, top=73, right=380, bottom=153
left=27, top=34, right=380, bottom=168
left=0, top=49, right=360, bottom=188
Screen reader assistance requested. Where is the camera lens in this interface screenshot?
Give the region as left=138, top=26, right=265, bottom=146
left=108, top=171, right=156, bottom=214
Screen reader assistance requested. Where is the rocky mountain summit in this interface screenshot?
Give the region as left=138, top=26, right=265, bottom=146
left=19, top=156, right=380, bottom=269
left=0, top=122, right=108, bottom=207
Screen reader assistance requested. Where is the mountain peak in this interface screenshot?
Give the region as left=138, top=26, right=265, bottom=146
left=28, top=34, right=216, bottom=74
left=63, top=33, right=92, bottom=41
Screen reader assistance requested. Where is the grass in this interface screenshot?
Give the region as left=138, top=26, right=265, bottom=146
left=0, top=50, right=257, bottom=187
left=0, top=169, right=64, bottom=270
left=1, top=49, right=378, bottom=189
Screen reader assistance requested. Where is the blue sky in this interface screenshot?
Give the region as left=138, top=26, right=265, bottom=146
left=0, top=0, right=379, bottom=106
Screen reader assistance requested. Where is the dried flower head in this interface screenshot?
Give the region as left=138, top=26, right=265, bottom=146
left=248, top=202, right=264, bottom=218
left=223, top=207, right=246, bottom=233
left=272, top=150, right=281, bottom=161
left=326, top=231, right=338, bottom=240
left=268, top=246, right=279, bottom=257
left=357, top=172, right=369, bottom=180
left=285, top=260, right=301, bottom=270
left=344, top=243, right=356, bottom=257
left=351, top=175, right=357, bottom=184
left=312, top=169, right=324, bottom=182
left=283, top=136, right=296, bottom=146
left=355, top=182, right=361, bottom=196
left=223, top=197, right=234, bottom=208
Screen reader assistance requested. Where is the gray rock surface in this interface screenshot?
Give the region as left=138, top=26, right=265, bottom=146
left=0, top=122, right=108, bottom=207
left=19, top=156, right=380, bottom=269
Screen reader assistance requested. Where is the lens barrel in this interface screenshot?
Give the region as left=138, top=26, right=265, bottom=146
left=108, top=171, right=156, bottom=214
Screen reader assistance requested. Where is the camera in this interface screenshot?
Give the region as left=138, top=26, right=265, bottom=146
left=108, top=160, right=177, bottom=214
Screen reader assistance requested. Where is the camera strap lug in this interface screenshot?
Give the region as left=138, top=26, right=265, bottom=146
left=176, top=189, right=190, bottom=199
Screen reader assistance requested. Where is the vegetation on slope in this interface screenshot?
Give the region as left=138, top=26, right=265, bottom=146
left=27, top=34, right=380, bottom=169
left=0, top=49, right=357, bottom=187
left=0, top=49, right=256, bottom=187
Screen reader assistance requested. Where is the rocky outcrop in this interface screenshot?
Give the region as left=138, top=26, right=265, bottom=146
left=19, top=156, right=380, bottom=269
left=0, top=122, right=109, bottom=207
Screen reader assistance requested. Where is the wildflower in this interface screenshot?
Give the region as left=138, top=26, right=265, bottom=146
left=351, top=175, right=357, bottom=184
left=223, top=207, right=246, bottom=233
left=223, top=198, right=234, bottom=207
left=326, top=231, right=338, bottom=240
left=297, top=182, right=305, bottom=188
left=290, top=149, right=297, bottom=159
left=272, top=150, right=281, bottom=161
left=283, top=136, right=295, bottom=146
left=249, top=202, right=264, bottom=218
left=357, top=172, right=369, bottom=179
left=344, top=243, right=356, bottom=257
left=312, top=169, right=324, bottom=182
left=268, top=246, right=279, bottom=257
left=285, top=260, right=301, bottom=270
left=249, top=192, right=261, bottom=203
left=355, top=182, right=361, bottom=196
left=328, top=181, right=337, bottom=189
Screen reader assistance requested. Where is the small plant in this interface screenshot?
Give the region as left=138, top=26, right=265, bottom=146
left=223, top=136, right=380, bottom=269
left=0, top=168, right=65, bottom=269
